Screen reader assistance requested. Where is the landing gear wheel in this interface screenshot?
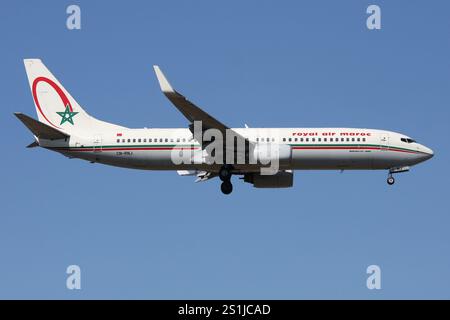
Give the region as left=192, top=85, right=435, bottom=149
left=387, top=176, right=395, bottom=185
left=219, top=165, right=232, bottom=181
left=221, top=181, right=233, bottom=195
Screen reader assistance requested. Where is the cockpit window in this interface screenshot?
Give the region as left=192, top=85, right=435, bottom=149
left=401, top=138, right=416, bottom=143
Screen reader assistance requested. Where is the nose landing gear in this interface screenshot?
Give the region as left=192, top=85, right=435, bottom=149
left=386, top=166, right=410, bottom=185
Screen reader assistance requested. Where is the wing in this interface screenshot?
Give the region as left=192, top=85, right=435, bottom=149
left=153, top=66, right=231, bottom=133
left=153, top=66, right=251, bottom=146
left=153, top=66, right=256, bottom=166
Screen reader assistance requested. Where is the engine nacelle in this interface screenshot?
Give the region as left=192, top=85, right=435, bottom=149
left=253, top=143, right=292, bottom=166
left=244, top=170, right=294, bottom=188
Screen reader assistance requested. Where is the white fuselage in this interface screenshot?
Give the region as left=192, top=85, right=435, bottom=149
left=19, top=60, right=435, bottom=193
left=41, top=127, right=434, bottom=172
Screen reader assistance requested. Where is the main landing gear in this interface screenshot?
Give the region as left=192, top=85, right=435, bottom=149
left=219, top=165, right=233, bottom=195
left=221, top=180, right=233, bottom=195
left=387, top=174, right=395, bottom=185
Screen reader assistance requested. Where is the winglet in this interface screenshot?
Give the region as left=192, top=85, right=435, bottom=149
left=153, top=65, right=175, bottom=93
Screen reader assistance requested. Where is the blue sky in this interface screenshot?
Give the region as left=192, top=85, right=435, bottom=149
left=1, top=0, right=449, bottom=299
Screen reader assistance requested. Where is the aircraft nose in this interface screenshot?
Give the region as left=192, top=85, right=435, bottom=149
left=420, top=145, right=434, bottom=160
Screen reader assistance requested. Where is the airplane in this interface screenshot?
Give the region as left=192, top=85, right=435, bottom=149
left=15, top=59, right=434, bottom=195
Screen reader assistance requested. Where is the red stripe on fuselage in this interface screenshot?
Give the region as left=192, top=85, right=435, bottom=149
left=57, top=147, right=200, bottom=152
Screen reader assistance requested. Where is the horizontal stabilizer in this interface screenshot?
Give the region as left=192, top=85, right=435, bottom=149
left=14, top=112, right=69, bottom=140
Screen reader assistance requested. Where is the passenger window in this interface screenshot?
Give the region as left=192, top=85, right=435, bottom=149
left=324, top=138, right=327, bottom=142
left=330, top=138, right=333, bottom=142
left=288, top=138, right=292, bottom=142
left=127, top=139, right=131, bottom=143
left=363, top=138, right=366, bottom=142
left=143, top=139, right=146, bottom=143
left=266, top=138, right=270, bottom=142
left=165, top=138, right=168, bottom=142
left=346, top=138, right=350, bottom=142
left=256, top=138, right=259, bottom=142
left=318, top=138, right=321, bottom=142
left=159, top=138, right=163, bottom=142
left=122, top=139, right=125, bottom=143
left=133, top=139, right=136, bottom=143
left=306, top=138, right=309, bottom=142
left=116, top=139, right=120, bottom=143
left=182, top=138, right=186, bottom=142
left=357, top=138, right=360, bottom=142
left=300, top=138, right=304, bottom=142
left=294, top=138, right=298, bottom=142
left=283, top=138, right=286, bottom=142
left=351, top=138, right=355, bottom=142
left=138, top=139, right=141, bottom=143
left=312, top=138, right=315, bottom=142
left=170, top=139, right=174, bottom=143
left=177, top=138, right=180, bottom=143
left=341, top=138, right=344, bottom=142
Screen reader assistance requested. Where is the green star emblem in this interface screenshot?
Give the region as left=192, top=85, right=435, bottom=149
left=56, top=104, right=78, bottom=125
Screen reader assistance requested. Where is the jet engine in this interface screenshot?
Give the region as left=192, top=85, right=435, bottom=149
left=244, top=170, right=294, bottom=188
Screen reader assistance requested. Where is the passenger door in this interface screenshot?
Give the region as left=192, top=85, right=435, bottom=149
left=380, top=133, right=389, bottom=150
left=93, top=135, right=102, bottom=153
